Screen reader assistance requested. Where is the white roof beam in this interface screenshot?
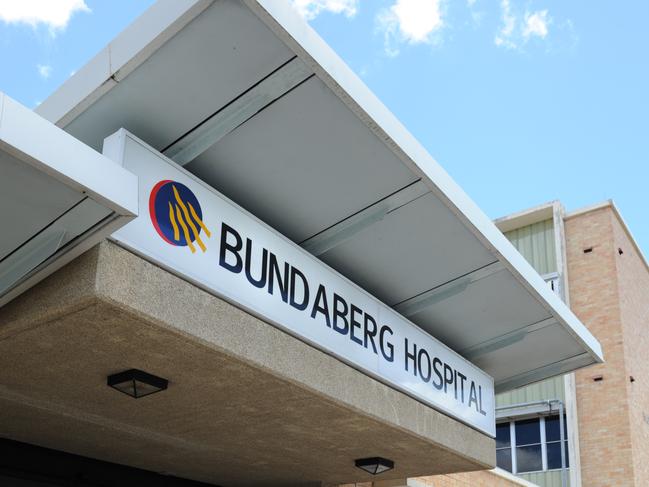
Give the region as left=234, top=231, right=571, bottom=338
left=393, top=261, right=504, bottom=316
left=460, top=317, right=556, bottom=361
left=299, top=180, right=429, bottom=256
left=163, top=56, right=312, bottom=166
left=495, top=353, right=594, bottom=393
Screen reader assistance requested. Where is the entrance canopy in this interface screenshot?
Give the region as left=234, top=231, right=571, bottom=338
left=36, top=0, right=602, bottom=392
left=0, top=92, right=137, bottom=308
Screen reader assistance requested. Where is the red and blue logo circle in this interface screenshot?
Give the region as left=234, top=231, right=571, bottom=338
left=149, top=180, right=211, bottom=253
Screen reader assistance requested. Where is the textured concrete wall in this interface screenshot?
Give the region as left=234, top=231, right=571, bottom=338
left=565, top=207, right=635, bottom=486
left=92, top=241, right=494, bottom=471
left=0, top=240, right=495, bottom=486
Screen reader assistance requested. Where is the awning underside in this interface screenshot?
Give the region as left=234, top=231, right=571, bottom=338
left=38, top=0, right=601, bottom=392
left=0, top=92, right=136, bottom=308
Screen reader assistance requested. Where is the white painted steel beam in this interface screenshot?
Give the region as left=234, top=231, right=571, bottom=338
left=393, top=260, right=504, bottom=317
left=495, top=353, right=594, bottom=393
left=460, top=317, right=556, bottom=360
left=300, top=180, right=429, bottom=256
left=163, top=57, right=312, bottom=166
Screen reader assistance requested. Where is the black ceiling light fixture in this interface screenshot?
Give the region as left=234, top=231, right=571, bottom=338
left=107, top=369, right=168, bottom=399
left=354, top=457, right=394, bottom=475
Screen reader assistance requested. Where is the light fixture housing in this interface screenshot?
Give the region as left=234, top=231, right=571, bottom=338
left=107, top=369, right=168, bottom=399
left=354, top=457, right=394, bottom=475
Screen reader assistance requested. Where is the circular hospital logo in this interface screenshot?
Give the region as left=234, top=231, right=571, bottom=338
left=149, top=180, right=211, bottom=253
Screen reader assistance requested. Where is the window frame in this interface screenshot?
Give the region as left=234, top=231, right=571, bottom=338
left=496, top=414, right=568, bottom=475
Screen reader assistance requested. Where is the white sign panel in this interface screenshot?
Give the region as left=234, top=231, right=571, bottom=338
left=108, top=130, right=495, bottom=436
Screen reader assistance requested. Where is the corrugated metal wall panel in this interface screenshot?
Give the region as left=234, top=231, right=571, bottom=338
left=496, top=375, right=565, bottom=407
left=498, top=218, right=564, bottom=408
left=504, top=219, right=557, bottom=275
left=520, top=470, right=566, bottom=487
left=497, top=217, right=569, bottom=486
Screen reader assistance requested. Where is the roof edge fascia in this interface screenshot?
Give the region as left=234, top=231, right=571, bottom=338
left=494, top=201, right=560, bottom=233
left=35, top=0, right=212, bottom=127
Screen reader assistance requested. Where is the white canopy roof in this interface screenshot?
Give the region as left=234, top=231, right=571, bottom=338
left=36, top=0, right=602, bottom=392
left=0, top=92, right=137, bottom=308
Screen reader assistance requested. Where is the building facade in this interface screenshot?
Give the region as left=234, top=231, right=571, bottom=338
left=567, top=202, right=649, bottom=486
left=0, top=2, right=605, bottom=486
left=493, top=202, right=576, bottom=487
left=409, top=200, right=649, bottom=487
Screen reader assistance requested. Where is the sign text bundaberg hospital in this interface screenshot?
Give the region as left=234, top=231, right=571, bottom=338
left=219, top=222, right=488, bottom=417
left=109, top=131, right=495, bottom=436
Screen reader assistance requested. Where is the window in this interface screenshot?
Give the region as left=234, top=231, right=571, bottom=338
left=545, top=415, right=570, bottom=470
left=496, top=415, right=569, bottom=474
left=496, top=423, right=512, bottom=472
left=515, top=418, right=542, bottom=473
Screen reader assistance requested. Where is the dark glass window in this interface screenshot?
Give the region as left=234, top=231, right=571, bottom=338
left=515, top=418, right=541, bottom=446
left=545, top=415, right=568, bottom=442
left=497, top=415, right=570, bottom=474
left=516, top=445, right=543, bottom=473
left=496, top=448, right=512, bottom=472
left=545, top=414, right=569, bottom=470
left=496, top=422, right=512, bottom=472
left=547, top=441, right=570, bottom=470
left=496, top=423, right=511, bottom=448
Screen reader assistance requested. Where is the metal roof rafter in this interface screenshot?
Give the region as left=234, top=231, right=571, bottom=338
left=460, top=317, right=556, bottom=361
left=163, top=56, right=312, bottom=166
left=299, top=180, right=429, bottom=256
left=393, top=260, right=504, bottom=316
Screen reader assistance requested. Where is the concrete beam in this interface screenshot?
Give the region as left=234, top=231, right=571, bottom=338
left=0, top=241, right=495, bottom=487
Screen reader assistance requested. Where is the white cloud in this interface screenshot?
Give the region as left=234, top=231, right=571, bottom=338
left=523, top=10, right=549, bottom=40
left=37, top=64, right=52, bottom=79
left=290, top=0, right=358, bottom=21
left=0, top=0, right=89, bottom=32
left=494, top=0, right=517, bottom=49
left=495, top=0, right=552, bottom=49
left=466, top=0, right=484, bottom=27
left=377, top=0, right=444, bottom=57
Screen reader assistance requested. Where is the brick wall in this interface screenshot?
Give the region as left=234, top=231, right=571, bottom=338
left=608, top=210, right=649, bottom=485
left=413, top=470, right=537, bottom=486
left=565, top=205, right=641, bottom=486
left=339, top=469, right=536, bottom=487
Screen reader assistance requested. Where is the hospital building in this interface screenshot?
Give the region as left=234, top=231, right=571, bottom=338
left=0, top=1, right=642, bottom=486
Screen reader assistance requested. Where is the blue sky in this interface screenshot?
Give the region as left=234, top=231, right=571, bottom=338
left=1, top=0, right=647, bottom=258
